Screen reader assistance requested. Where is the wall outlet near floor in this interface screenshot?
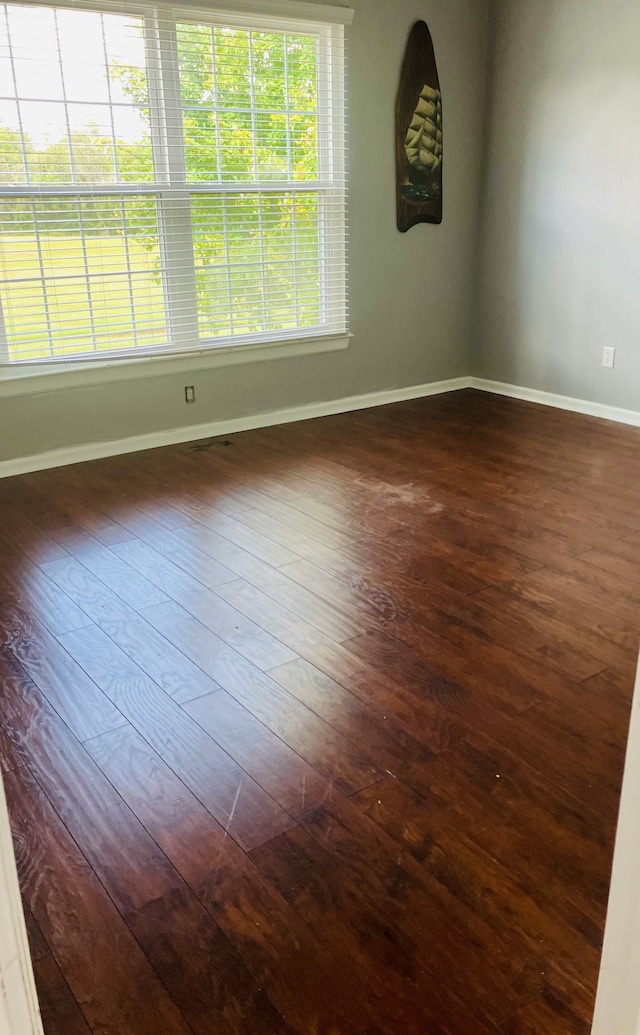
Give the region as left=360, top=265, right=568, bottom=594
left=185, top=385, right=196, bottom=403
left=602, top=347, right=616, bottom=369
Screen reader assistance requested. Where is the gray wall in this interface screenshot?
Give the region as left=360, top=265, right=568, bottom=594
left=476, top=0, right=640, bottom=410
left=0, top=0, right=491, bottom=463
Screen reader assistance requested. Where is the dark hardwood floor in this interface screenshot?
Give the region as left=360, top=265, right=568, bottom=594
left=1, top=389, right=638, bottom=1034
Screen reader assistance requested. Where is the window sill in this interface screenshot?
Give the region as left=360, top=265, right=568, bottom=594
left=0, top=333, right=351, bottom=399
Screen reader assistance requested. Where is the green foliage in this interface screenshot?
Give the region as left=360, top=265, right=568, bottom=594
left=171, top=26, right=321, bottom=333
left=0, top=123, right=155, bottom=234
left=0, top=124, right=26, bottom=183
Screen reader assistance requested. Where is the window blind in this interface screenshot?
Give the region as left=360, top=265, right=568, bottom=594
left=0, top=0, right=348, bottom=364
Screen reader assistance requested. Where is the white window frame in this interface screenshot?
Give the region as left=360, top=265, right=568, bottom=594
left=0, top=0, right=353, bottom=395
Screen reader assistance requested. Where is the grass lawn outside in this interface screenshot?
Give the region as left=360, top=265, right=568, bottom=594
left=0, top=228, right=321, bottom=361
left=0, top=234, right=167, bottom=361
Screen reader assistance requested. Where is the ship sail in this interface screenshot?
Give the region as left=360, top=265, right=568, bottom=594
left=404, top=84, right=442, bottom=175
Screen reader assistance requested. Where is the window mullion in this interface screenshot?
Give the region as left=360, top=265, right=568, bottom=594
left=0, top=300, right=9, bottom=363
left=209, top=28, right=235, bottom=334
left=316, top=25, right=345, bottom=334
left=146, top=6, right=199, bottom=351
left=247, top=32, right=268, bottom=334
left=315, top=33, right=329, bottom=328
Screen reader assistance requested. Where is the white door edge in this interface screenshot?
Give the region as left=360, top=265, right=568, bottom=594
left=592, top=649, right=640, bottom=1035
left=0, top=774, right=44, bottom=1035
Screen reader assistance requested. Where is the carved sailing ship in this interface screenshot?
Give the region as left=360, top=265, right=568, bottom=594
left=396, top=21, right=443, bottom=230
left=404, top=84, right=442, bottom=178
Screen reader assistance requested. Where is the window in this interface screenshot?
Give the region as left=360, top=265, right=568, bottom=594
left=0, top=0, right=348, bottom=367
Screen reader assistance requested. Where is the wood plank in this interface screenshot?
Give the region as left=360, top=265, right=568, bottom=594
left=124, top=448, right=253, bottom=518
left=249, top=825, right=501, bottom=1035
left=501, top=988, right=592, bottom=1034
left=299, top=637, right=468, bottom=756
left=419, top=728, right=618, bottom=861
left=22, top=469, right=135, bottom=550
left=9, top=481, right=167, bottom=609
left=51, top=536, right=169, bottom=610
left=268, top=656, right=437, bottom=773
left=279, top=549, right=616, bottom=684
left=230, top=490, right=357, bottom=551
left=0, top=669, right=179, bottom=915
left=141, top=600, right=387, bottom=794
left=350, top=775, right=604, bottom=988
left=184, top=690, right=331, bottom=818
left=113, top=539, right=297, bottom=669
left=0, top=600, right=126, bottom=743
left=41, top=555, right=220, bottom=704
left=214, top=577, right=339, bottom=651
left=230, top=506, right=350, bottom=563
left=105, top=508, right=237, bottom=587
left=0, top=658, right=33, bottom=773
left=167, top=518, right=364, bottom=639
left=22, top=899, right=49, bottom=963
left=33, top=955, right=93, bottom=1035
left=125, top=884, right=297, bottom=1035
left=59, top=623, right=296, bottom=850
left=279, top=557, right=613, bottom=683
left=86, top=723, right=384, bottom=1035
left=343, top=630, right=623, bottom=813
left=5, top=764, right=193, bottom=1035
left=183, top=440, right=306, bottom=503
left=293, top=793, right=543, bottom=1028
left=0, top=493, right=70, bottom=565
left=178, top=510, right=300, bottom=567
left=476, top=571, right=639, bottom=651
left=0, top=563, right=91, bottom=638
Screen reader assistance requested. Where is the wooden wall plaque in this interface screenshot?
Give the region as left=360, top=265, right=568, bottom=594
left=396, top=21, right=442, bottom=232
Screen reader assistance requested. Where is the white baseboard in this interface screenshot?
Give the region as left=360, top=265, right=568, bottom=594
left=3, top=374, right=638, bottom=479
left=0, top=375, right=472, bottom=479
left=471, top=378, right=640, bottom=428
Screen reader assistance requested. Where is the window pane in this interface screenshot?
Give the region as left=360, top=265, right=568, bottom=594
left=252, top=32, right=285, bottom=111
left=212, top=28, right=251, bottom=110
left=217, top=109, right=252, bottom=181
left=0, top=4, right=152, bottom=186
left=0, top=194, right=166, bottom=359
left=182, top=109, right=220, bottom=182
left=255, top=111, right=288, bottom=179
left=286, top=35, right=318, bottom=113
left=191, top=191, right=321, bottom=339
left=290, top=113, right=318, bottom=180
left=295, top=192, right=321, bottom=325
left=0, top=101, right=28, bottom=183
left=176, top=22, right=320, bottom=184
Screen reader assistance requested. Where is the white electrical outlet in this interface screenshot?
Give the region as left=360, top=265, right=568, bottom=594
left=602, top=347, right=616, bottom=369
left=185, top=385, right=196, bottom=403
